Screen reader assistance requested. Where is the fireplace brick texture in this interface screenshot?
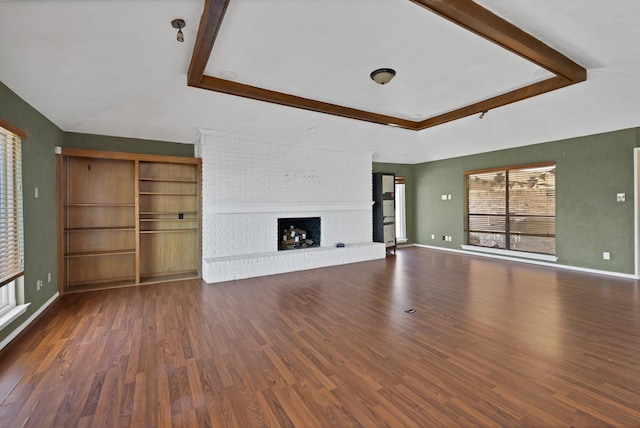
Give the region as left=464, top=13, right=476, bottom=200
left=200, top=135, right=370, bottom=205
left=197, top=132, right=385, bottom=282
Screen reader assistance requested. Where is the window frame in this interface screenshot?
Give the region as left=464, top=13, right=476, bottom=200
left=394, top=176, right=407, bottom=243
left=464, top=162, right=556, bottom=256
left=0, top=119, right=28, bottom=331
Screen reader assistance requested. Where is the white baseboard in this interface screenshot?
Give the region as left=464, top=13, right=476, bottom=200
left=411, top=244, right=639, bottom=280
left=0, top=292, right=59, bottom=352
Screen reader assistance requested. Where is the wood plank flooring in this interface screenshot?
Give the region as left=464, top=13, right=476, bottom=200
left=2, top=247, right=640, bottom=427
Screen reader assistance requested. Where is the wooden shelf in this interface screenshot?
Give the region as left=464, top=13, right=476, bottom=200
left=140, top=229, right=198, bottom=234
left=140, top=178, right=197, bottom=183
left=139, top=271, right=199, bottom=284
left=140, top=219, right=196, bottom=222
left=66, top=277, right=137, bottom=292
left=65, top=203, right=135, bottom=207
left=140, top=211, right=198, bottom=215
left=65, top=249, right=136, bottom=258
left=65, top=226, right=135, bottom=232
left=139, top=192, right=197, bottom=196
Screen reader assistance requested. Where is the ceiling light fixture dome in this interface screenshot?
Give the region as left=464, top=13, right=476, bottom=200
left=171, top=19, right=186, bottom=43
left=370, top=68, right=396, bottom=85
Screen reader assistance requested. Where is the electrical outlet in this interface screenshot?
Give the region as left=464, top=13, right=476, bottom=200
left=36, top=280, right=42, bottom=291
left=442, top=235, right=446, bottom=240
left=603, top=252, right=611, bottom=260
left=447, top=194, right=452, bottom=200
left=617, top=193, right=625, bottom=202
left=34, top=187, right=39, bottom=198
left=48, top=272, right=52, bottom=283
left=431, top=234, right=435, bottom=240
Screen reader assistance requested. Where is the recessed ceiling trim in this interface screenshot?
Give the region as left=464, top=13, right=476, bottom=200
left=417, top=75, right=570, bottom=129
left=199, top=75, right=418, bottom=130
left=187, top=0, right=586, bottom=131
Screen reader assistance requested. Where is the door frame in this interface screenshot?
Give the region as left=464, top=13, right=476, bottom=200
left=634, top=148, right=639, bottom=278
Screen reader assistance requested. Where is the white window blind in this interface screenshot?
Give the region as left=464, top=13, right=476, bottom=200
left=466, top=163, right=555, bottom=255
left=0, top=125, right=24, bottom=287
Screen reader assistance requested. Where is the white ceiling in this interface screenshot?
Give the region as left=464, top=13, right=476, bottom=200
left=1, top=0, right=640, bottom=164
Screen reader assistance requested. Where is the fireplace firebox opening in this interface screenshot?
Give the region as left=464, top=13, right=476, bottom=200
left=278, top=217, right=321, bottom=251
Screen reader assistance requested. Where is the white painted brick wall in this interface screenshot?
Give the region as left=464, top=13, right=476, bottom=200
left=197, top=131, right=385, bottom=282
left=200, top=134, right=371, bottom=204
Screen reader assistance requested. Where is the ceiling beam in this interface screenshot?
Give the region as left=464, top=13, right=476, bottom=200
left=199, top=76, right=418, bottom=130
left=187, top=0, right=587, bottom=130
left=187, top=0, right=230, bottom=87
left=409, top=0, right=586, bottom=83
left=416, top=76, right=570, bottom=130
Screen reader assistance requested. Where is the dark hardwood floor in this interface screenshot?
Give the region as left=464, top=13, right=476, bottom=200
left=2, top=247, right=640, bottom=427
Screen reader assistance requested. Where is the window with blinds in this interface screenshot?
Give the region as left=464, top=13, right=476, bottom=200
left=465, top=163, right=555, bottom=255
left=0, top=124, right=24, bottom=287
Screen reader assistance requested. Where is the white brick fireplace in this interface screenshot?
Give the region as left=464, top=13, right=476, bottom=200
left=197, top=130, right=385, bottom=283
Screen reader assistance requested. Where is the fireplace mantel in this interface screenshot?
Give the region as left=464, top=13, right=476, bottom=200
left=206, top=201, right=373, bottom=214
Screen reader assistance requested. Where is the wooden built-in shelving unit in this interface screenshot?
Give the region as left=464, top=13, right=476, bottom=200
left=57, top=149, right=201, bottom=293
left=138, top=161, right=200, bottom=284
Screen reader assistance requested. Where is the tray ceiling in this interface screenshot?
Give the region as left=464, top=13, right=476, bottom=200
left=189, top=0, right=585, bottom=130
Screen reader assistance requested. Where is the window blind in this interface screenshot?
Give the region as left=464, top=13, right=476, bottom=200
left=466, top=163, right=555, bottom=255
left=0, top=126, right=24, bottom=286
left=508, top=166, right=556, bottom=240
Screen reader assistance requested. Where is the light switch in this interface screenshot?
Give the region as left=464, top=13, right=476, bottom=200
left=617, top=193, right=625, bottom=202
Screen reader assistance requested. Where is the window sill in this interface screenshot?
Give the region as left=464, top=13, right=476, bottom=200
left=0, top=303, right=30, bottom=331
left=460, top=245, right=558, bottom=262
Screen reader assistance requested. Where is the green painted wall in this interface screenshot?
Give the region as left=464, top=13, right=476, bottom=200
left=65, top=132, right=193, bottom=157
left=414, top=128, right=639, bottom=273
left=0, top=82, right=64, bottom=342
left=0, top=81, right=195, bottom=344
left=372, top=162, right=416, bottom=244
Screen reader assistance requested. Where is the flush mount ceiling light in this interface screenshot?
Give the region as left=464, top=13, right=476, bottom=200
left=370, top=68, right=396, bottom=85
left=171, top=19, right=185, bottom=42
